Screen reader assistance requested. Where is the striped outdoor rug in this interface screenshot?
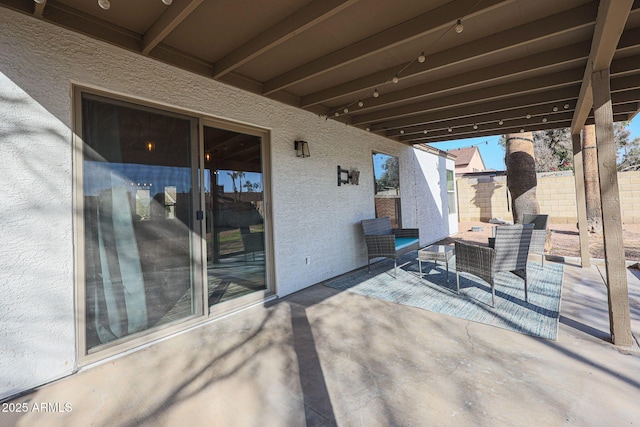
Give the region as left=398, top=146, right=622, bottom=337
left=323, top=253, right=564, bottom=340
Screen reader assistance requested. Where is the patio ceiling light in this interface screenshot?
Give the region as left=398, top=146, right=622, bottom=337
left=33, top=0, right=45, bottom=3
left=455, top=19, right=464, bottom=34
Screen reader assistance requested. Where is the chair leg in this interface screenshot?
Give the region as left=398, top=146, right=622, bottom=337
left=455, top=272, right=460, bottom=294
left=418, top=258, right=423, bottom=279
left=524, top=278, right=528, bottom=302
left=367, top=258, right=371, bottom=273
left=491, top=284, right=496, bottom=308
left=394, top=259, right=397, bottom=277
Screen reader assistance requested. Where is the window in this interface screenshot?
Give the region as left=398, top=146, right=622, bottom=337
left=373, top=152, right=401, bottom=227
left=447, top=169, right=457, bottom=214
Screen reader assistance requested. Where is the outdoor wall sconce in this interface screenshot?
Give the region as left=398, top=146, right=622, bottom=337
left=337, top=166, right=360, bottom=186
left=295, top=140, right=310, bottom=158
left=146, top=141, right=155, bottom=152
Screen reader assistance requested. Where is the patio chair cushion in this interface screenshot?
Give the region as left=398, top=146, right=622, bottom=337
left=395, top=237, right=419, bottom=250
left=361, top=217, right=420, bottom=275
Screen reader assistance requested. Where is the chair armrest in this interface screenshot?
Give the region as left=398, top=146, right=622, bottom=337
left=364, top=234, right=397, bottom=257
left=393, top=228, right=419, bottom=239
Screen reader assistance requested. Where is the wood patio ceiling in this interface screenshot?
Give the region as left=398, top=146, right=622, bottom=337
left=3, top=0, right=639, bottom=145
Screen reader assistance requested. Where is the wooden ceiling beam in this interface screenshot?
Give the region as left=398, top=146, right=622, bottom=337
left=351, top=54, right=640, bottom=126
left=213, top=0, right=361, bottom=79
left=402, top=111, right=575, bottom=143
left=407, top=113, right=628, bottom=145
left=351, top=68, right=584, bottom=125
left=570, top=0, right=635, bottom=134
left=397, top=102, right=637, bottom=141
left=386, top=102, right=578, bottom=138
left=262, top=0, right=512, bottom=95
left=366, top=87, right=579, bottom=132
left=320, top=41, right=591, bottom=112
left=142, top=0, right=204, bottom=55
left=300, top=2, right=597, bottom=106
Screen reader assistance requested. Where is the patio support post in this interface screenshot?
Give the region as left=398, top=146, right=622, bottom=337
left=592, top=68, right=633, bottom=346
left=571, top=132, right=591, bottom=268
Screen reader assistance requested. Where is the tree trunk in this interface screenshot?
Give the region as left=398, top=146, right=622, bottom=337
left=582, top=124, right=603, bottom=234
left=506, top=132, right=539, bottom=223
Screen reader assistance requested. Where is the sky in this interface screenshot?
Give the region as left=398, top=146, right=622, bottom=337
left=429, top=113, right=640, bottom=171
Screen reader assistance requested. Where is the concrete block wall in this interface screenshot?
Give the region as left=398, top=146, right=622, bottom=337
left=457, top=171, right=640, bottom=224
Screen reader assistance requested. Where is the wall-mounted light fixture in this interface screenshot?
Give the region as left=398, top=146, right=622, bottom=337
left=337, top=166, right=359, bottom=186
left=146, top=141, right=155, bottom=152
left=295, top=140, right=310, bottom=158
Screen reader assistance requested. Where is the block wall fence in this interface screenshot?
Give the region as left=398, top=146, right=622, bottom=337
left=456, top=171, right=640, bottom=224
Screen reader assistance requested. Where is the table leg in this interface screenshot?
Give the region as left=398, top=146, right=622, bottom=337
left=418, top=258, right=423, bottom=279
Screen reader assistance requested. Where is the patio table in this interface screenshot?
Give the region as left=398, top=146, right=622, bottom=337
left=417, top=245, right=455, bottom=282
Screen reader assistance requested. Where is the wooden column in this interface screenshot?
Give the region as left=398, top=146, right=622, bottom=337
left=571, top=133, right=591, bottom=268
left=592, top=68, right=633, bottom=346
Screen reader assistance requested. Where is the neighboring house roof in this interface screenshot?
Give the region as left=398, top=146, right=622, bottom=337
left=448, top=146, right=486, bottom=171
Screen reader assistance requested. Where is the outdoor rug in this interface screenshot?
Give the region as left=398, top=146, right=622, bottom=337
left=323, top=253, right=564, bottom=340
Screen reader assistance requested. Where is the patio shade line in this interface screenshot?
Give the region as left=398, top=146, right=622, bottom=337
left=323, top=41, right=591, bottom=113
left=350, top=68, right=585, bottom=125
left=386, top=103, right=578, bottom=138
left=406, top=113, right=628, bottom=145
left=401, top=111, right=575, bottom=142
left=336, top=27, right=640, bottom=116
left=398, top=103, right=637, bottom=142
left=391, top=101, right=638, bottom=139
left=262, top=0, right=512, bottom=95
left=352, top=57, right=639, bottom=127
left=368, top=72, right=640, bottom=134
left=366, top=87, right=581, bottom=132
left=299, top=2, right=598, bottom=107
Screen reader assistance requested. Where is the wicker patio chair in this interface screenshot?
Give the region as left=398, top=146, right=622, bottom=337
left=455, top=223, right=534, bottom=307
left=361, top=217, right=419, bottom=276
left=523, top=213, right=549, bottom=266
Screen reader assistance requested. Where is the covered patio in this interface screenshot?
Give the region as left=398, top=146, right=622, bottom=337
left=4, top=260, right=640, bottom=426
left=1, top=0, right=640, bottom=416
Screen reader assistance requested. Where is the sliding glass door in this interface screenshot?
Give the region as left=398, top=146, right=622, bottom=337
left=77, top=90, right=271, bottom=358
left=80, top=93, right=201, bottom=352
left=202, top=124, right=267, bottom=308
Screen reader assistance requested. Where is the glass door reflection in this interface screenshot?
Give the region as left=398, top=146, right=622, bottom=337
left=203, top=125, right=266, bottom=306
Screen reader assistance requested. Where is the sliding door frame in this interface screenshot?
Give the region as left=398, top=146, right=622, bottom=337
left=72, top=85, right=275, bottom=366
left=199, top=117, right=275, bottom=319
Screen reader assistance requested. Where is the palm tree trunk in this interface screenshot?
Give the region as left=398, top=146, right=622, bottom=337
left=582, top=124, right=602, bottom=234
left=505, top=131, right=539, bottom=223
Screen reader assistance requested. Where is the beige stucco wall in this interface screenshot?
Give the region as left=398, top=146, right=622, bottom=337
left=457, top=171, right=640, bottom=224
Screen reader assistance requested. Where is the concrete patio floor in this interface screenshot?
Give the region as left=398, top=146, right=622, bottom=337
left=3, top=260, right=640, bottom=427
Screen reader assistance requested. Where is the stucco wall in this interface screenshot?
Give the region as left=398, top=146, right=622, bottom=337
left=457, top=170, right=640, bottom=224
left=0, top=9, right=456, bottom=399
